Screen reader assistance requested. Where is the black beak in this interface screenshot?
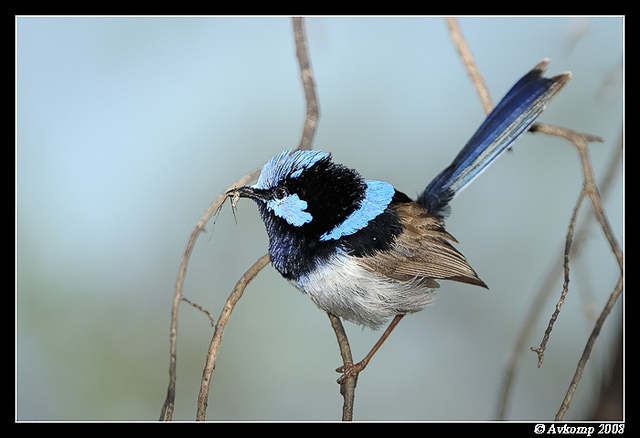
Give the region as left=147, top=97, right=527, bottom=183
left=226, top=186, right=270, bottom=202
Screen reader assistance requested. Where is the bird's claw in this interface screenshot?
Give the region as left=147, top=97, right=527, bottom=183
left=336, top=361, right=366, bottom=385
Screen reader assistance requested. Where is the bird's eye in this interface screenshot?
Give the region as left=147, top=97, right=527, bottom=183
left=273, top=187, right=288, bottom=200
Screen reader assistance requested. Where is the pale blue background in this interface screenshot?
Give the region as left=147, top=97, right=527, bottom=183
left=17, top=16, right=623, bottom=421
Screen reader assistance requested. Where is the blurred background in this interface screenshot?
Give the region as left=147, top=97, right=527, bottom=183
left=16, top=16, right=623, bottom=421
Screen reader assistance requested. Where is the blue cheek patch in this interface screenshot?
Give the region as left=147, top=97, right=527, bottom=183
left=267, top=193, right=313, bottom=227
left=320, top=180, right=394, bottom=241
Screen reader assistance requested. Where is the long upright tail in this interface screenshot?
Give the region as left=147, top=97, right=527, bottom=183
left=418, top=59, right=571, bottom=218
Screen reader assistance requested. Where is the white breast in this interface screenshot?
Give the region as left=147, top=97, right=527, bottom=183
left=295, top=250, right=436, bottom=330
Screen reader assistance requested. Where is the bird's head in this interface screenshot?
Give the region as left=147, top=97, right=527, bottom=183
left=229, top=150, right=394, bottom=242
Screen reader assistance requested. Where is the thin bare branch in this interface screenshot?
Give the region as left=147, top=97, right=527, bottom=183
left=445, top=17, right=493, bottom=114
left=556, top=276, right=623, bottom=420
left=496, top=134, right=622, bottom=420
left=447, top=18, right=623, bottom=421
left=531, top=125, right=621, bottom=269
left=181, top=297, right=216, bottom=326
left=196, top=253, right=271, bottom=421
left=526, top=124, right=623, bottom=419
left=328, top=314, right=357, bottom=421
left=160, top=168, right=261, bottom=421
left=165, top=16, right=321, bottom=421
left=530, top=190, right=586, bottom=367
left=293, top=17, right=319, bottom=151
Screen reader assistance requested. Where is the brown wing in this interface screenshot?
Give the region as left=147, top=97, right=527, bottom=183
left=359, top=202, right=488, bottom=288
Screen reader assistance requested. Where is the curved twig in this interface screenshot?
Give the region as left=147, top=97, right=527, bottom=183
left=159, top=169, right=260, bottom=421
left=160, top=16, right=322, bottom=421
left=445, top=17, right=493, bottom=115
left=196, top=254, right=271, bottom=421
left=293, top=17, right=320, bottom=151
left=446, top=17, right=623, bottom=421
left=192, top=17, right=321, bottom=421
left=496, top=134, right=622, bottom=420
left=527, top=124, right=623, bottom=420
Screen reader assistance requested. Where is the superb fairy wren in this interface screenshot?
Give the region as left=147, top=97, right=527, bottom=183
left=227, top=59, right=570, bottom=382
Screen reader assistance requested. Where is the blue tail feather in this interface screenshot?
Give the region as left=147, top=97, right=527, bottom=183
left=418, top=59, right=571, bottom=218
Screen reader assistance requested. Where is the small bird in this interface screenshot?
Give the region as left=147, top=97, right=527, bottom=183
left=228, top=59, right=570, bottom=382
